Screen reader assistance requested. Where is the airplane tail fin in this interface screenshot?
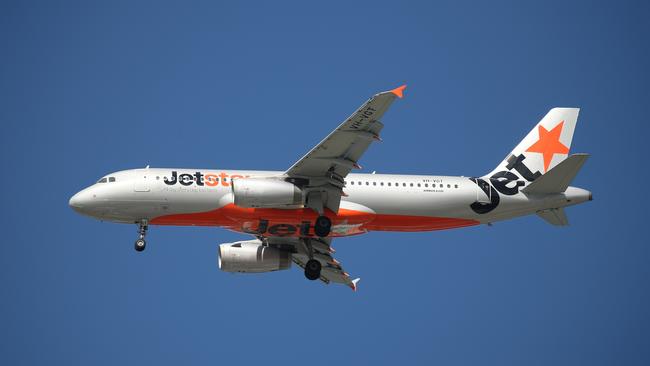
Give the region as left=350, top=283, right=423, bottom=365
left=487, top=108, right=580, bottom=179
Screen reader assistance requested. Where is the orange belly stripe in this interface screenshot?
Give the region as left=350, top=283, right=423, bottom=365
left=150, top=204, right=479, bottom=237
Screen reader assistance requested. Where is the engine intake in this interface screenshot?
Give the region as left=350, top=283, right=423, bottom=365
left=231, top=177, right=302, bottom=208
left=218, top=239, right=292, bottom=273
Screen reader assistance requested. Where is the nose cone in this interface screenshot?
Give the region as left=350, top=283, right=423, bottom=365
left=69, top=193, right=80, bottom=208
left=69, top=189, right=93, bottom=213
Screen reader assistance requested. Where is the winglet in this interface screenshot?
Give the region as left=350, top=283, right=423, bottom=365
left=350, top=278, right=361, bottom=292
left=389, top=84, right=407, bottom=98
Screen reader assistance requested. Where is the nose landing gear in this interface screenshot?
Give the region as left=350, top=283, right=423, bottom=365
left=134, top=220, right=148, bottom=252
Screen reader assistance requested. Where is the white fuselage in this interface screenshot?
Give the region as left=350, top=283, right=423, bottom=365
left=69, top=168, right=591, bottom=235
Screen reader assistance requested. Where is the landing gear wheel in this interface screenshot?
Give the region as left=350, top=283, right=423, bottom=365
left=134, top=238, right=146, bottom=252
left=314, top=215, right=331, bottom=237
left=304, top=259, right=322, bottom=281
left=134, top=220, right=148, bottom=252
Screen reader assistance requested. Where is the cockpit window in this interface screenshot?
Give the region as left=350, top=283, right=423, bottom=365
left=108, top=177, right=116, bottom=182
left=97, top=178, right=107, bottom=183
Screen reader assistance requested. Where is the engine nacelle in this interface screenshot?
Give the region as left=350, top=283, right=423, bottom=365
left=231, top=177, right=302, bottom=208
left=218, top=239, right=292, bottom=273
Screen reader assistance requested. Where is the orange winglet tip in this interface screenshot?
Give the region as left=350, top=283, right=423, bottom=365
left=390, top=84, right=407, bottom=98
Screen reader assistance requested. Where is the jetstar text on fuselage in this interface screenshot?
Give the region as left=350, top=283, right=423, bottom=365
left=163, top=171, right=249, bottom=187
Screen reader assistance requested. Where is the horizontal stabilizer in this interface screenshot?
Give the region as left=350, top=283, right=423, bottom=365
left=522, top=153, right=589, bottom=194
left=536, top=208, right=569, bottom=226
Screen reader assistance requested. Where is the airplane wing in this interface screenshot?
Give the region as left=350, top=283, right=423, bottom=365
left=266, top=237, right=360, bottom=291
left=285, top=85, right=406, bottom=213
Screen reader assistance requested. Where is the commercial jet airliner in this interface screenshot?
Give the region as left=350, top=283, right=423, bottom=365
left=69, top=85, right=592, bottom=290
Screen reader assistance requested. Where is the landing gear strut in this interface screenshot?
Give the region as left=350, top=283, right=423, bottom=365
left=314, top=215, right=331, bottom=237
left=134, top=220, right=148, bottom=252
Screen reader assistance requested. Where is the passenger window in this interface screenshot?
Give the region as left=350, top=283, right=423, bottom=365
left=351, top=181, right=354, bottom=185
left=97, top=178, right=107, bottom=183
left=410, top=183, right=413, bottom=187
left=417, top=183, right=421, bottom=187
left=366, top=182, right=369, bottom=185
left=358, top=181, right=361, bottom=185
left=425, top=184, right=428, bottom=187
left=447, top=184, right=450, bottom=188
left=439, top=184, right=443, bottom=188
left=373, top=182, right=377, bottom=186
left=380, top=182, right=384, bottom=186
left=388, top=183, right=391, bottom=186
left=455, top=184, right=458, bottom=188
left=109, top=177, right=116, bottom=182
left=402, top=183, right=406, bottom=187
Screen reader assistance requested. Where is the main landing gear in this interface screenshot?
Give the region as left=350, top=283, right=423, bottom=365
left=302, top=239, right=322, bottom=281
left=305, top=192, right=331, bottom=237
left=302, top=209, right=329, bottom=280
left=304, top=259, right=322, bottom=281
left=314, top=215, right=331, bottom=237
left=134, top=220, right=148, bottom=252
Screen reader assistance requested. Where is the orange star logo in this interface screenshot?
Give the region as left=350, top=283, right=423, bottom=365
left=525, top=121, right=569, bottom=172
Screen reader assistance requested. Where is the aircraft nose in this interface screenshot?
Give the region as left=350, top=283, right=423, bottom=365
left=69, top=194, right=76, bottom=208
left=69, top=189, right=92, bottom=211
left=69, top=192, right=81, bottom=208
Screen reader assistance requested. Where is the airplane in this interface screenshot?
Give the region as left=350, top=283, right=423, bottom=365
left=69, top=85, right=592, bottom=290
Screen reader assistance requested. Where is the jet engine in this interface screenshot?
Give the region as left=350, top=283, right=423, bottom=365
left=218, top=239, right=292, bottom=273
left=231, top=177, right=302, bottom=208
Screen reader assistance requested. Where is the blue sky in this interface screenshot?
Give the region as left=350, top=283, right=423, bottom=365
left=1, top=1, right=649, bottom=365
